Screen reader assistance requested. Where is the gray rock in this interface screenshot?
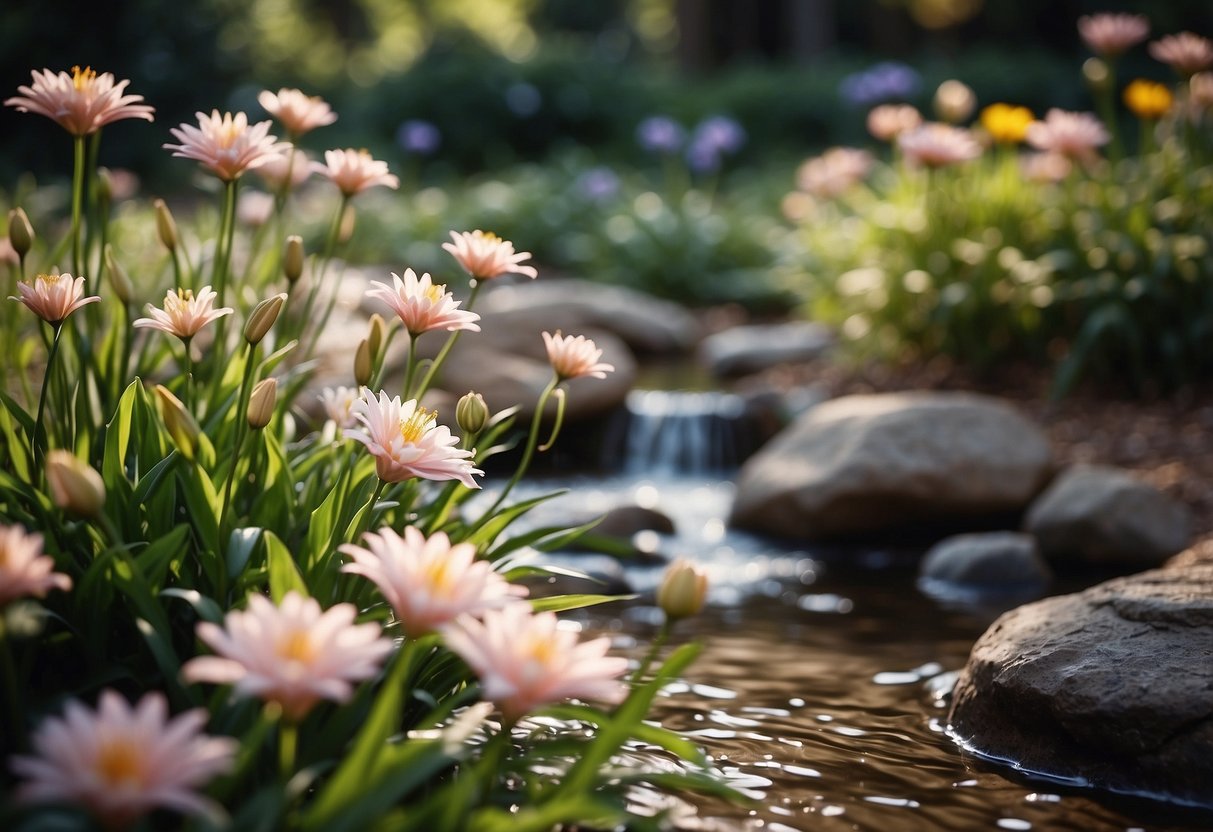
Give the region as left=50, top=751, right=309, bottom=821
left=473, top=279, right=701, bottom=354
left=1024, top=464, right=1192, bottom=568
left=699, top=321, right=833, bottom=377
left=948, top=565, right=1213, bottom=809
left=594, top=505, right=677, bottom=537
left=919, top=532, right=1050, bottom=588
left=730, top=392, right=1054, bottom=540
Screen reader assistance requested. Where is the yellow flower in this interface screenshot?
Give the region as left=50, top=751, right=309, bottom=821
left=980, top=103, right=1034, bottom=144
left=1123, top=79, right=1173, bottom=119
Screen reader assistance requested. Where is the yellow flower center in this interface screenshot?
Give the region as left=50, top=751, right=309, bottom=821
left=399, top=407, right=435, bottom=444
left=422, top=557, right=455, bottom=593
left=478, top=231, right=501, bottom=244
left=527, top=637, right=557, bottom=666
left=277, top=631, right=315, bottom=663
left=71, top=65, right=96, bottom=91
left=35, top=273, right=63, bottom=289
left=423, top=282, right=446, bottom=303
left=96, top=740, right=144, bottom=786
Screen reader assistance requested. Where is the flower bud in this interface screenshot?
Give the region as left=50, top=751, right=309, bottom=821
left=656, top=558, right=707, bottom=622
left=367, top=313, right=386, bottom=358
left=154, top=384, right=202, bottom=463
left=103, top=244, right=134, bottom=305
left=455, top=391, right=489, bottom=435
left=154, top=198, right=179, bottom=252
left=96, top=167, right=114, bottom=209
left=247, top=377, right=278, bottom=429
left=283, top=235, right=304, bottom=284
left=354, top=338, right=372, bottom=386
left=1083, top=58, right=1110, bottom=92
left=46, top=450, right=106, bottom=518
left=244, top=293, right=288, bottom=345
left=934, top=79, right=976, bottom=125
left=8, top=207, right=34, bottom=258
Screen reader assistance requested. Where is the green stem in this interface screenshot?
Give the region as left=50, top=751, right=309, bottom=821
left=629, top=621, right=671, bottom=685
left=220, top=343, right=257, bottom=537
left=32, top=324, right=64, bottom=474
left=84, top=130, right=102, bottom=280
left=70, top=135, right=85, bottom=281
left=348, top=478, right=387, bottom=545
left=402, top=332, right=420, bottom=399
left=181, top=337, right=195, bottom=413
left=279, top=719, right=298, bottom=781
left=213, top=179, right=239, bottom=309
left=413, top=283, right=481, bottom=398
left=473, top=376, right=557, bottom=528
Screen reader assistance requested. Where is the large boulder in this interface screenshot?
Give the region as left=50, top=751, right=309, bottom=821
left=729, top=392, right=1054, bottom=540
left=918, top=531, right=1050, bottom=590
left=1024, top=464, right=1193, bottom=568
left=948, top=565, right=1213, bottom=809
left=698, top=321, right=833, bottom=377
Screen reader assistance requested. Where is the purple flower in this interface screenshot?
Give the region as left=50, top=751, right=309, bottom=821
left=685, top=135, right=722, bottom=173
left=396, top=119, right=441, bottom=155
left=839, top=61, right=922, bottom=107
left=636, top=115, right=686, bottom=154
left=693, top=115, right=746, bottom=155
left=575, top=167, right=620, bottom=202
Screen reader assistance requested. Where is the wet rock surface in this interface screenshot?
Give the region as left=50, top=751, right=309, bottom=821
left=919, top=531, right=1050, bottom=589
left=948, top=565, right=1213, bottom=809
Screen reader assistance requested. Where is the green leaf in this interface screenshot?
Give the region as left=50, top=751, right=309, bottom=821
left=462, top=489, right=567, bottom=551
left=227, top=527, right=263, bottom=579
left=530, top=594, right=635, bottom=613
left=263, top=530, right=308, bottom=601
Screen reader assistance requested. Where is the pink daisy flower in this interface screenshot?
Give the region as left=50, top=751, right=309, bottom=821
left=319, top=386, right=360, bottom=429
left=345, top=389, right=483, bottom=487
left=10, top=690, right=236, bottom=828
left=5, top=66, right=154, bottom=136
left=443, top=604, right=629, bottom=724
left=257, top=87, right=337, bottom=136
left=182, top=592, right=392, bottom=721
left=0, top=524, right=72, bottom=607
left=341, top=526, right=527, bottom=637
left=542, top=331, right=615, bottom=381
left=442, top=230, right=538, bottom=281
left=365, top=269, right=481, bottom=337
left=164, top=110, right=288, bottom=182
left=1025, top=109, right=1111, bottom=162
left=10, top=272, right=100, bottom=325
left=255, top=144, right=314, bottom=192
left=133, top=285, right=233, bottom=340
left=866, top=104, right=923, bottom=143
left=312, top=148, right=399, bottom=197
left=1150, top=32, right=1213, bottom=76
left=796, top=147, right=873, bottom=199
left=1078, top=13, right=1149, bottom=58
left=897, top=123, right=983, bottom=168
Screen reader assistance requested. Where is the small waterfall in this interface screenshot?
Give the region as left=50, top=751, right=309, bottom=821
left=602, top=389, right=755, bottom=475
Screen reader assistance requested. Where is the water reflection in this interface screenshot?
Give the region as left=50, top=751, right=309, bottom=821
left=486, top=473, right=1212, bottom=831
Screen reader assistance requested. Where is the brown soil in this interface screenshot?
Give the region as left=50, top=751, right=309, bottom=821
left=746, top=355, right=1213, bottom=543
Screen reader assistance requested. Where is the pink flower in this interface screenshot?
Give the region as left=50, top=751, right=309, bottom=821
left=1025, top=109, right=1110, bottom=161
left=5, top=66, right=154, bottom=136
left=312, top=148, right=399, bottom=197
left=1021, top=152, right=1073, bottom=183
left=1078, top=13, right=1149, bottom=58
left=866, top=103, right=922, bottom=142
left=443, top=604, right=629, bottom=723
left=0, top=524, right=72, bottom=607
left=796, top=147, right=873, bottom=199
left=255, top=144, right=314, bottom=192
left=164, top=110, right=288, bottom=182
left=257, top=87, right=337, bottom=136
left=897, top=123, right=982, bottom=168
left=319, top=386, right=359, bottom=429
left=442, top=230, right=538, bottom=281
left=133, top=285, right=233, bottom=340
left=1150, top=32, right=1213, bottom=76
left=10, top=690, right=236, bottom=828
left=345, top=389, right=483, bottom=487
left=340, top=526, right=527, bottom=637
left=237, top=190, right=275, bottom=227
left=365, top=269, right=481, bottom=337
left=10, top=272, right=100, bottom=324
left=182, top=592, right=392, bottom=721
left=542, top=330, right=615, bottom=381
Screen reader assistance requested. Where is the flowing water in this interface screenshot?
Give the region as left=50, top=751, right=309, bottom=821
left=490, top=391, right=1213, bottom=832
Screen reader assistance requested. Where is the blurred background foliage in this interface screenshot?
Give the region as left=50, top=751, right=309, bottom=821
left=2, top=0, right=1209, bottom=186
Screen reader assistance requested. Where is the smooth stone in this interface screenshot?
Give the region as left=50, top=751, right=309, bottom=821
left=948, top=565, right=1213, bottom=809
left=730, top=392, right=1054, bottom=540
left=698, top=321, right=833, bottom=377
left=919, top=531, right=1051, bottom=589
left=1024, top=464, right=1193, bottom=568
